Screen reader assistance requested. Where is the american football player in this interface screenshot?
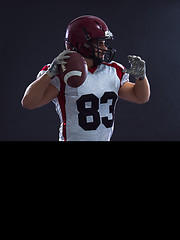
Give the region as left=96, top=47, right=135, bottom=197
left=21, top=15, right=150, bottom=141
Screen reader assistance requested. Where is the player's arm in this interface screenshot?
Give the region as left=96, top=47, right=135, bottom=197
left=118, top=77, right=150, bottom=104
left=118, top=55, right=150, bottom=104
left=21, top=73, right=59, bottom=109
left=21, top=50, right=73, bottom=109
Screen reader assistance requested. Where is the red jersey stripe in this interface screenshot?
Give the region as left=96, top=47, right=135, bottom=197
left=57, top=75, right=67, bottom=141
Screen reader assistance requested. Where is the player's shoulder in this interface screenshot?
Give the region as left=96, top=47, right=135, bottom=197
left=101, top=61, right=127, bottom=81
left=102, top=61, right=125, bottom=71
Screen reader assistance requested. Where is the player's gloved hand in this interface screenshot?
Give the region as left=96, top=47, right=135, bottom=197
left=122, top=55, right=146, bottom=80
left=46, top=49, right=75, bottom=78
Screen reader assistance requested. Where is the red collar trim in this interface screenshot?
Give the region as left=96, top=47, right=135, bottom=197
left=88, top=65, right=98, bottom=74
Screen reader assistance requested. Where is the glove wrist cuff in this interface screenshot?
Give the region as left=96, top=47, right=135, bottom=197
left=136, top=74, right=146, bottom=81
left=46, top=69, right=54, bottom=79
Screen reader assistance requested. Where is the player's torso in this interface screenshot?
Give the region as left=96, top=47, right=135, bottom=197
left=56, top=63, right=120, bottom=141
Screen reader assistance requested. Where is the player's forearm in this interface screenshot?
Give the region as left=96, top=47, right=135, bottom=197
left=21, top=73, right=51, bottom=109
left=134, top=76, right=150, bottom=103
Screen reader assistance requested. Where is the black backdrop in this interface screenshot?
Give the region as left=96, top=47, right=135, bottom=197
left=1, top=0, right=180, bottom=141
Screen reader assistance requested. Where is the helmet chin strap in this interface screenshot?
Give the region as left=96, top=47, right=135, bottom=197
left=89, top=39, right=104, bottom=66
left=75, top=43, right=103, bottom=66
left=93, top=56, right=103, bottom=66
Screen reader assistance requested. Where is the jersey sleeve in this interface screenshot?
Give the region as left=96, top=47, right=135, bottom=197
left=36, top=64, right=60, bottom=92
left=120, top=72, right=129, bottom=87
left=111, top=61, right=129, bottom=88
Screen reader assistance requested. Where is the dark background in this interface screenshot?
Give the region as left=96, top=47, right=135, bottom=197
left=1, top=0, right=180, bottom=141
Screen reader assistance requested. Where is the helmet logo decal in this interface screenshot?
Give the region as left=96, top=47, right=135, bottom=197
left=105, top=30, right=113, bottom=39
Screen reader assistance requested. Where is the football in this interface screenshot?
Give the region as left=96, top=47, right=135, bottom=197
left=59, top=51, right=88, bottom=88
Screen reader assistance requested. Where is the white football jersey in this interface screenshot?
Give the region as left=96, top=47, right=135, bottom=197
left=37, top=61, right=129, bottom=141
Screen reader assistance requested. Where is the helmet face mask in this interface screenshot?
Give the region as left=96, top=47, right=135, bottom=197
left=65, top=15, right=116, bottom=66
left=87, top=38, right=116, bottom=65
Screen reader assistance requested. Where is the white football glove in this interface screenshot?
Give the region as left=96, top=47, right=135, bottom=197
left=46, top=49, right=75, bottom=78
left=122, top=55, right=146, bottom=80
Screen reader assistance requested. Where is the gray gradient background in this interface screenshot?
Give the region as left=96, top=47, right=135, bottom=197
left=1, top=0, right=180, bottom=141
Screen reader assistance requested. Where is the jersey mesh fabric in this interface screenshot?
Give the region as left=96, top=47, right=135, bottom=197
left=37, top=61, right=129, bottom=141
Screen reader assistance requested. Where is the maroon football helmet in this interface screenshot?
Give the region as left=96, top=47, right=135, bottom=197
left=65, top=15, right=116, bottom=65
